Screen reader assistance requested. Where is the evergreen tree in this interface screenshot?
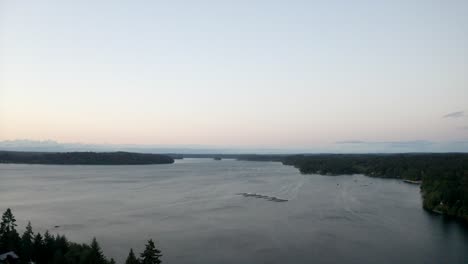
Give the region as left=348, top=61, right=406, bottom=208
left=0, top=209, right=166, bottom=264
left=0, top=209, right=17, bottom=233
left=125, top=248, right=139, bottom=264
left=55, top=234, right=69, bottom=254
left=20, top=222, right=34, bottom=263
left=44, top=230, right=55, bottom=258
left=0, top=208, right=21, bottom=253
left=85, top=238, right=107, bottom=264
left=140, top=239, right=162, bottom=264
left=33, top=233, right=45, bottom=263
left=52, top=249, right=66, bottom=264
left=64, top=243, right=91, bottom=264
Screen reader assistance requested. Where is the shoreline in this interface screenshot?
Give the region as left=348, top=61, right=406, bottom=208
left=403, top=179, right=422, bottom=185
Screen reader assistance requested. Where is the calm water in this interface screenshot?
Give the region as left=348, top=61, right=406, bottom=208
left=1, top=159, right=467, bottom=263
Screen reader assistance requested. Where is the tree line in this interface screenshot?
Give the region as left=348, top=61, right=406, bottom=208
left=0, top=151, right=174, bottom=165
left=0, top=209, right=162, bottom=264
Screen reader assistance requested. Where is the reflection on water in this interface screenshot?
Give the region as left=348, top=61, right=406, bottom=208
left=0, top=159, right=467, bottom=264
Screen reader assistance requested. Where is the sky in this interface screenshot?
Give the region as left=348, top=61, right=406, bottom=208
left=1, top=0, right=467, bottom=152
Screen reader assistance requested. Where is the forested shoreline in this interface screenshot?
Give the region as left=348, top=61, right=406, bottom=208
left=278, top=154, right=468, bottom=222
left=0, top=151, right=174, bottom=165
left=0, top=209, right=162, bottom=264
left=1, top=151, right=466, bottom=224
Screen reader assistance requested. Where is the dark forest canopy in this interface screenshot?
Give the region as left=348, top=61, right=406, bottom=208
left=0, top=151, right=174, bottom=165
left=276, top=153, right=468, bottom=223
left=0, top=209, right=162, bottom=264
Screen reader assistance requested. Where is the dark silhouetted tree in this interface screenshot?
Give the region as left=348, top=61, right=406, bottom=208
left=84, top=238, right=107, bottom=264
left=64, top=243, right=91, bottom=264
left=125, top=248, right=139, bottom=264
left=140, top=239, right=162, bottom=264
left=20, top=221, right=34, bottom=263
left=33, top=233, right=45, bottom=263
left=0, top=208, right=21, bottom=253
left=52, top=249, right=66, bottom=264
left=0, top=209, right=166, bottom=264
left=44, top=230, right=55, bottom=258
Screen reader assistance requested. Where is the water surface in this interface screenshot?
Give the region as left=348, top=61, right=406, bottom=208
left=1, top=159, right=467, bottom=263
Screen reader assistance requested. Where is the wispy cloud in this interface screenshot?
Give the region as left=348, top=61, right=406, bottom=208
left=443, top=111, right=464, bottom=118
left=458, top=126, right=468, bottom=131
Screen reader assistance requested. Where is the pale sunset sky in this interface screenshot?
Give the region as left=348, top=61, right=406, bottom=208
left=1, top=1, right=467, bottom=152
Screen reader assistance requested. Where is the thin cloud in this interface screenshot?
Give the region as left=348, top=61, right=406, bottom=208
left=458, top=126, right=468, bottom=131
left=443, top=111, right=464, bottom=118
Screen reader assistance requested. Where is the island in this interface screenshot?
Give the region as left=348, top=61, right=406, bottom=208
left=0, top=151, right=174, bottom=165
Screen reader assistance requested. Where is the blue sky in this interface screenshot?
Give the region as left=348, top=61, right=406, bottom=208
left=1, top=1, right=467, bottom=152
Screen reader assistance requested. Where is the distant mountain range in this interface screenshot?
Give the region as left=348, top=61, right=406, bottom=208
left=0, top=140, right=296, bottom=154
left=1, top=139, right=467, bottom=154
